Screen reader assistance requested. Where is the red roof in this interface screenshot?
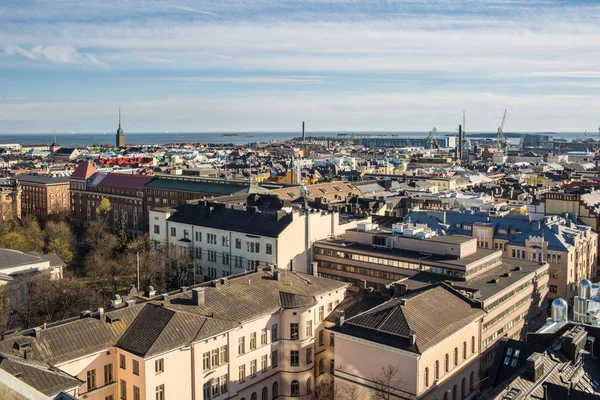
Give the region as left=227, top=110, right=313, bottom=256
left=93, top=173, right=152, bottom=190
left=71, top=161, right=97, bottom=179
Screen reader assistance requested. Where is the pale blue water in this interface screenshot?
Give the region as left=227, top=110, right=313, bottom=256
left=0, top=131, right=587, bottom=147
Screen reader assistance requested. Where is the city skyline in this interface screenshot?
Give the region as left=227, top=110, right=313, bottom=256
left=1, top=0, right=600, bottom=134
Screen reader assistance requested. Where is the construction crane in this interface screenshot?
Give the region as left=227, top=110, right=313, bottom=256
left=427, top=127, right=438, bottom=149
left=496, top=110, right=508, bottom=152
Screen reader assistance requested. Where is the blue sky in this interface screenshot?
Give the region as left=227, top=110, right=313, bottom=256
left=1, top=0, right=599, bottom=134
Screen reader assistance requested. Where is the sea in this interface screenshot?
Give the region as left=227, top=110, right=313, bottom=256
left=0, top=131, right=587, bottom=147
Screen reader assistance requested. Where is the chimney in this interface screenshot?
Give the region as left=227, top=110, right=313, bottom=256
left=33, top=327, right=42, bottom=339
left=311, top=262, right=318, bottom=277
left=290, top=259, right=296, bottom=272
left=274, top=269, right=281, bottom=281
left=24, top=348, right=32, bottom=360
left=359, top=280, right=367, bottom=290
left=125, top=300, right=136, bottom=307
left=220, top=278, right=227, bottom=286
left=109, top=294, right=122, bottom=308
left=335, top=311, right=345, bottom=327
left=409, top=329, right=416, bottom=346
left=192, top=287, right=206, bottom=306
left=302, top=121, right=305, bottom=142
left=525, top=353, right=544, bottom=382
left=393, top=284, right=407, bottom=297
left=146, top=286, right=156, bottom=297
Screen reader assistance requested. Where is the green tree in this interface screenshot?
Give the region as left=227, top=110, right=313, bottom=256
left=47, top=238, right=74, bottom=266
left=117, top=214, right=128, bottom=249
left=20, top=216, right=44, bottom=252
left=96, top=197, right=112, bottom=219
left=0, top=232, right=28, bottom=251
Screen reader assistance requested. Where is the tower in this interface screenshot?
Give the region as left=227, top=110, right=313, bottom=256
left=116, top=108, right=125, bottom=147
left=50, top=126, right=60, bottom=153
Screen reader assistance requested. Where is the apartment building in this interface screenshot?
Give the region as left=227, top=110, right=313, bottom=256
left=17, top=175, right=70, bottom=218
left=0, top=180, right=21, bottom=219
left=407, top=210, right=597, bottom=301
left=326, top=284, right=484, bottom=400
left=313, top=221, right=549, bottom=385
left=0, top=267, right=348, bottom=400
left=70, top=161, right=152, bottom=236
left=149, top=200, right=366, bottom=279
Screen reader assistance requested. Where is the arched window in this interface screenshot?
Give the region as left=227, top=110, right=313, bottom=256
left=454, top=347, right=459, bottom=366
left=445, top=354, right=449, bottom=372
left=452, top=385, right=457, bottom=400
left=330, top=359, right=335, bottom=374
left=461, top=378, right=466, bottom=399
left=470, top=371, right=474, bottom=394
left=443, top=393, right=448, bottom=400
left=307, top=377, right=312, bottom=394
left=463, top=342, right=467, bottom=359
left=434, top=360, right=440, bottom=379
left=273, top=382, right=279, bottom=398
left=251, top=392, right=257, bottom=400
left=424, top=367, right=429, bottom=387
left=291, top=380, right=300, bottom=397
left=319, top=359, right=325, bottom=374
left=471, top=336, right=476, bottom=353
left=262, top=386, right=269, bottom=400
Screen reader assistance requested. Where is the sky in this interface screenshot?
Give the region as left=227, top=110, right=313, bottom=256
left=1, top=0, right=599, bottom=134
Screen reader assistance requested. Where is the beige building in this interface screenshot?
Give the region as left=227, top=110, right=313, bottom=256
left=0, top=182, right=21, bottom=220
left=0, top=268, right=348, bottom=400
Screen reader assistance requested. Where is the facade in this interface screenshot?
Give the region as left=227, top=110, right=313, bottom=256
left=0, top=180, right=21, bottom=219
left=70, top=162, right=151, bottom=236
left=0, top=268, right=348, bottom=400
left=406, top=210, right=598, bottom=301
left=149, top=201, right=366, bottom=280
left=17, top=175, right=70, bottom=218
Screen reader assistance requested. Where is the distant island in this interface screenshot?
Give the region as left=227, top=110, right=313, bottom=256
left=220, top=133, right=251, bottom=137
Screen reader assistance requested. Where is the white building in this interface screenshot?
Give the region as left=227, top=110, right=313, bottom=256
left=149, top=201, right=367, bottom=280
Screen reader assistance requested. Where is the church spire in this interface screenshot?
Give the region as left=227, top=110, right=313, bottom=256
left=116, top=107, right=125, bottom=147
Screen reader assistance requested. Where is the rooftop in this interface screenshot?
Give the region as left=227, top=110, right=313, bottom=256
left=16, top=175, right=70, bottom=185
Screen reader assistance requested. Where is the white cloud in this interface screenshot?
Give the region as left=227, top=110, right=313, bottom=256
left=2, top=44, right=106, bottom=67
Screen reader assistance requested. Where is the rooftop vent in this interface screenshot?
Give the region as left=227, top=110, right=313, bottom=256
left=106, top=315, right=121, bottom=324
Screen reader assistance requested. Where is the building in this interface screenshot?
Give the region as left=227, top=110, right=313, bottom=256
left=327, top=284, right=485, bottom=400
left=17, top=175, right=70, bottom=218
left=52, top=148, right=79, bottom=162
left=0, top=267, right=348, bottom=400
left=0, top=180, right=21, bottom=220
left=49, top=136, right=60, bottom=154
left=70, top=162, right=151, bottom=236
left=149, top=201, right=366, bottom=280
left=406, top=210, right=598, bottom=301
left=116, top=108, right=125, bottom=147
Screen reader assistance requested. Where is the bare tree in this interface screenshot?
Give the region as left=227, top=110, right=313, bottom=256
left=163, top=243, right=193, bottom=290
left=311, top=379, right=336, bottom=400
left=371, top=365, right=412, bottom=400
left=337, top=382, right=361, bottom=400
left=125, top=235, right=167, bottom=292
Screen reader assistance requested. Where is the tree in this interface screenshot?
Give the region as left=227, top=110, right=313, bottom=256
left=85, top=219, right=109, bottom=248
left=96, top=197, right=111, bottom=219
left=0, top=232, right=28, bottom=250
left=19, top=216, right=44, bottom=252
left=126, top=235, right=167, bottom=293
left=163, top=243, right=193, bottom=289
left=311, top=380, right=337, bottom=400
left=45, top=221, right=76, bottom=266
left=371, top=365, right=411, bottom=400
left=336, top=382, right=361, bottom=400
left=117, top=214, right=128, bottom=249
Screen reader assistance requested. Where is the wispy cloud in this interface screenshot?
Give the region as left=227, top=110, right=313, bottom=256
left=2, top=44, right=106, bottom=68
left=116, top=76, right=331, bottom=84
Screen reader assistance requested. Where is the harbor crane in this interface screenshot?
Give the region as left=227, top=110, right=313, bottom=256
left=427, top=127, right=438, bottom=149
left=496, top=110, right=508, bottom=152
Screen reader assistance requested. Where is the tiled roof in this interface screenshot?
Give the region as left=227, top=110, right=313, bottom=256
left=0, top=352, right=81, bottom=396
left=71, top=161, right=97, bottom=179
left=166, top=203, right=294, bottom=238
left=330, top=284, right=484, bottom=353
left=279, top=291, right=317, bottom=309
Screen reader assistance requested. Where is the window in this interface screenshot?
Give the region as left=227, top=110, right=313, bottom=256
left=251, top=393, right=257, bottom=400
left=195, top=231, right=202, bottom=242
left=208, top=250, right=217, bottom=262
left=291, top=380, right=300, bottom=397
left=272, top=350, right=279, bottom=368
left=470, top=371, right=474, bottom=394
left=330, top=359, right=335, bottom=374
left=239, top=336, right=246, bottom=354
left=445, top=354, right=449, bottom=372
left=220, top=345, right=228, bottom=364
left=104, top=363, right=113, bottom=384
left=306, top=347, right=313, bottom=364
left=87, top=369, right=97, bottom=390
left=471, top=336, right=476, bottom=354
left=170, top=227, right=176, bottom=237
left=220, top=374, right=228, bottom=394
left=120, top=380, right=127, bottom=400
left=290, top=323, right=299, bottom=340
left=156, top=384, right=165, bottom=400
left=463, top=342, right=467, bottom=359
left=222, top=252, right=229, bottom=265
left=250, top=332, right=257, bottom=350
left=239, top=364, right=246, bottom=381
left=454, top=347, right=459, bottom=366
left=154, top=225, right=160, bottom=234
left=155, top=358, right=164, bottom=373
left=133, top=386, right=140, bottom=400
left=222, top=235, right=229, bottom=247
left=184, top=229, right=189, bottom=240
left=319, top=331, right=324, bottom=346
left=203, top=351, right=210, bottom=370
left=262, top=386, right=269, bottom=400
left=132, top=359, right=139, bottom=376
left=251, top=359, right=257, bottom=376
left=305, top=320, right=312, bottom=337
left=272, top=382, right=279, bottom=398
left=106, top=396, right=114, bottom=400
left=266, top=244, right=272, bottom=255
left=327, top=303, right=332, bottom=313
left=307, top=377, right=313, bottom=394
left=318, top=306, right=324, bottom=321
left=434, top=360, right=439, bottom=379
left=203, top=382, right=210, bottom=399
left=261, top=329, right=268, bottom=345
left=212, top=348, right=219, bottom=366
left=319, top=359, right=325, bottom=374
left=291, top=350, right=300, bottom=366
left=273, top=324, right=279, bottom=342
left=261, top=354, right=268, bottom=371
left=424, top=367, right=429, bottom=387
left=236, top=238, right=242, bottom=249
left=120, top=354, right=126, bottom=370
left=330, top=334, right=335, bottom=347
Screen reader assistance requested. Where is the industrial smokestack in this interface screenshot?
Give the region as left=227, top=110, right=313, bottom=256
left=458, top=124, right=463, bottom=163
left=302, top=121, right=305, bottom=142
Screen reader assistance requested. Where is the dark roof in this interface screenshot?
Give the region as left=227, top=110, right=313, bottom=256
left=53, top=148, right=76, bottom=156
left=88, top=173, right=152, bottom=190
left=17, top=175, right=70, bottom=185
left=0, top=352, right=81, bottom=396
left=167, top=203, right=294, bottom=238
left=279, top=291, right=317, bottom=309
left=144, top=178, right=248, bottom=195
left=325, top=292, right=389, bottom=323
left=329, top=284, right=484, bottom=353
